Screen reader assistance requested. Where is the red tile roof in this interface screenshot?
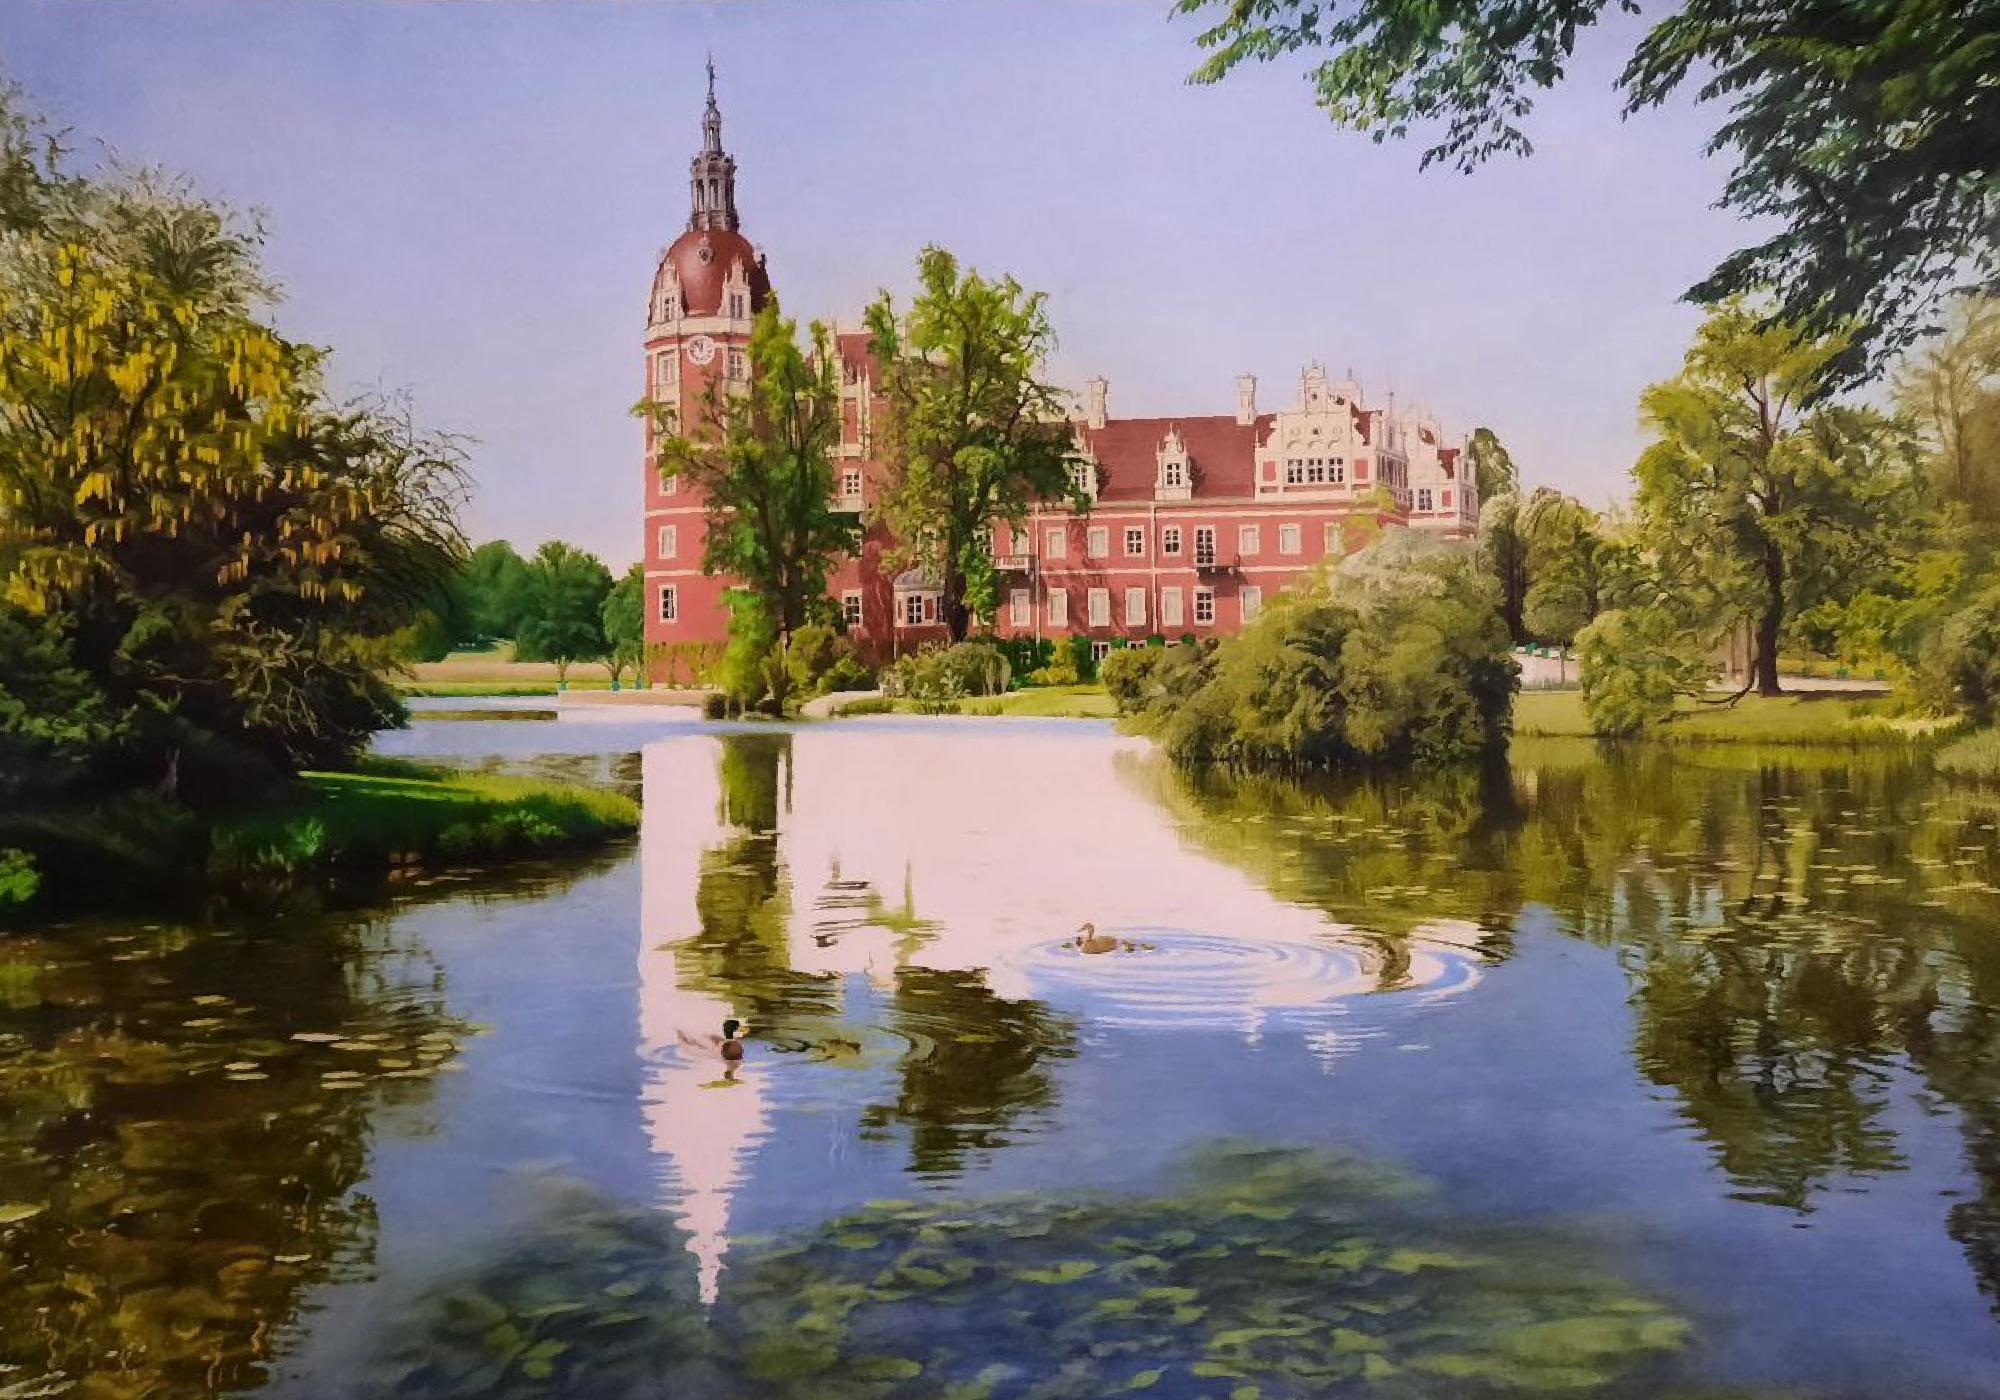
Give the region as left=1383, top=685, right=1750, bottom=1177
left=1079, top=414, right=1275, bottom=502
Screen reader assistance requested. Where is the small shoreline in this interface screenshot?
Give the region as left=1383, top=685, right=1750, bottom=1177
left=0, top=758, right=640, bottom=922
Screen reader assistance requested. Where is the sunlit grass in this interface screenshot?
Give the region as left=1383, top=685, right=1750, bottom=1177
left=1514, top=690, right=1949, bottom=745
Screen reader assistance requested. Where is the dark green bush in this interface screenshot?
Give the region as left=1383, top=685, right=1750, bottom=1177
left=884, top=641, right=1011, bottom=711
left=1923, top=583, right=2000, bottom=723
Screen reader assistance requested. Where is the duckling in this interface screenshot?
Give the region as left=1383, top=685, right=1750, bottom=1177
left=678, top=1018, right=748, bottom=1061
left=1072, top=922, right=1123, bottom=955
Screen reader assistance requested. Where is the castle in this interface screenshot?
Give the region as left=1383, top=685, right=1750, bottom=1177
left=642, top=71, right=1479, bottom=677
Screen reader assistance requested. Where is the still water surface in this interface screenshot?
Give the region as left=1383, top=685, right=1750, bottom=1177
left=7, top=709, right=2000, bottom=1397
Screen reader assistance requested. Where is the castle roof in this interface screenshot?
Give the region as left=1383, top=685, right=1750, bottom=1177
left=1078, top=414, right=1274, bottom=501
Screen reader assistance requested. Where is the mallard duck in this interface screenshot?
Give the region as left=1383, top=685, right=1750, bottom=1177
left=1072, top=922, right=1123, bottom=955
left=678, top=1018, right=748, bottom=1061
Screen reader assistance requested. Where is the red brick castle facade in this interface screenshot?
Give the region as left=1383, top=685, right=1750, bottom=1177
left=643, top=74, right=1479, bottom=678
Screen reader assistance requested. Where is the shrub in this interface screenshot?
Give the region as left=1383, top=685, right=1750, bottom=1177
left=1067, top=635, right=1098, bottom=683
left=885, top=641, right=1011, bottom=710
left=831, top=696, right=895, bottom=717
left=990, top=634, right=1054, bottom=682
left=787, top=624, right=875, bottom=697
left=1922, top=583, right=2000, bottom=723
left=0, top=849, right=39, bottom=911
left=701, top=692, right=728, bottom=720
left=1576, top=607, right=1714, bottom=738
left=1121, top=534, right=1516, bottom=770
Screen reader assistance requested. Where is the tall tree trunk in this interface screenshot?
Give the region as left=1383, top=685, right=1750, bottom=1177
left=944, top=566, right=969, bottom=643
left=1755, top=543, right=1785, bottom=697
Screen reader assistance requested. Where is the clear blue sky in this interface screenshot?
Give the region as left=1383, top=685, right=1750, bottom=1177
left=1, top=1, right=1742, bottom=568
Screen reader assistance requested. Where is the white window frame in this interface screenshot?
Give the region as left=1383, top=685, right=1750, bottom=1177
left=842, top=590, right=863, bottom=628
left=658, top=524, right=677, bottom=559
left=1241, top=586, right=1263, bottom=622
left=1162, top=525, right=1182, bottom=557
left=1090, top=640, right=1112, bottom=663
left=1323, top=521, right=1342, bottom=552
left=1278, top=523, right=1301, bottom=555
left=1125, top=587, right=1148, bottom=627
left=1194, top=527, right=1217, bottom=568
left=1124, top=526, right=1145, bottom=557
left=1045, top=527, right=1067, bottom=560
left=1009, top=588, right=1031, bottom=627
left=727, top=347, right=747, bottom=381
left=658, top=584, right=678, bottom=624
left=1238, top=524, right=1260, bottom=557
left=654, top=350, right=678, bottom=392
left=1088, top=587, right=1111, bottom=628
left=1087, top=525, right=1110, bottom=559
left=1160, top=587, right=1184, bottom=628
left=1194, top=588, right=1216, bottom=625
left=904, top=593, right=926, bottom=627
left=1048, top=588, right=1069, bottom=627
left=1417, top=487, right=1435, bottom=513
left=840, top=467, right=863, bottom=499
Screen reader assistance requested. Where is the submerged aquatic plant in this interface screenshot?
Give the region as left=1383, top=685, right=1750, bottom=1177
left=369, top=1143, right=1694, bottom=1399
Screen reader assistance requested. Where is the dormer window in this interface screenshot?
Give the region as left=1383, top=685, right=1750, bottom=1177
left=1068, top=458, right=1098, bottom=502
left=1156, top=428, right=1192, bottom=500
left=728, top=291, right=745, bottom=319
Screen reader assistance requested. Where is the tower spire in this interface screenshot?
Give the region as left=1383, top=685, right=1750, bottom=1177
left=688, top=59, right=740, bottom=232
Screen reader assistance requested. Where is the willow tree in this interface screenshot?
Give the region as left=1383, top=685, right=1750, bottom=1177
left=0, top=132, right=465, bottom=799
left=1635, top=303, right=1916, bottom=696
left=650, top=304, right=855, bottom=694
left=865, top=246, right=1082, bottom=641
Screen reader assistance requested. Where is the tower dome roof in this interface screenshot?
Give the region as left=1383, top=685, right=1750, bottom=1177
left=654, top=229, right=771, bottom=318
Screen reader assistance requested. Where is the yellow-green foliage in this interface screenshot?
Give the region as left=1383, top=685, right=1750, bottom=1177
left=1935, top=727, right=2000, bottom=782
left=1519, top=689, right=1949, bottom=745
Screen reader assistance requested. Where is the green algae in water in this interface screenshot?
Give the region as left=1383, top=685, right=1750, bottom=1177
left=370, top=1144, right=1703, bottom=1400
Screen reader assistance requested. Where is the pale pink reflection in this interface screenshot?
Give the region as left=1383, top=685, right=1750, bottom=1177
left=636, top=738, right=771, bottom=1306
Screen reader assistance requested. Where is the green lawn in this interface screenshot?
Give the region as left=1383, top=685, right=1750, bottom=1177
left=839, top=684, right=1117, bottom=719
left=1514, top=689, right=1953, bottom=745
left=213, top=759, right=640, bottom=874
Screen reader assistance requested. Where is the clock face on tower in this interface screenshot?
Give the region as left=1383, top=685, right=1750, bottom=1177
left=685, top=335, right=717, bottom=366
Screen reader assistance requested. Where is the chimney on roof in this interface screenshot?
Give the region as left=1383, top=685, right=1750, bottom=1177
left=1235, top=374, right=1257, bottom=426
left=1086, top=376, right=1108, bottom=430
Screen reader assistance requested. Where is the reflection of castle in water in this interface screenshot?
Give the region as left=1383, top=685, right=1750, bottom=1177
left=636, top=727, right=1486, bottom=1300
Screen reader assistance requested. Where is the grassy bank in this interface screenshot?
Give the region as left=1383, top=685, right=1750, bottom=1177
left=1935, top=728, right=2000, bottom=782
left=834, top=685, right=1116, bottom=719
left=2, top=758, right=639, bottom=917
left=1514, top=689, right=1953, bottom=745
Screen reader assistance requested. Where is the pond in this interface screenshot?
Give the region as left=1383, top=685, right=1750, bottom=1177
left=6, top=708, right=2000, bottom=1398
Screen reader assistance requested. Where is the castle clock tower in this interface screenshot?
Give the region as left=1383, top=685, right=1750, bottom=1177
left=643, top=62, right=773, bottom=673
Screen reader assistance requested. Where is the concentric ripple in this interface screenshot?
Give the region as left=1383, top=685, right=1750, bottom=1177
left=1011, top=927, right=1483, bottom=1031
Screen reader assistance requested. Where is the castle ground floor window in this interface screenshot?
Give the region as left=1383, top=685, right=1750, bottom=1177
left=903, top=593, right=935, bottom=627
left=1091, top=640, right=1111, bottom=663
left=1049, top=588, right=1069, bottom=627
left=1194, top=588, right=1215, bottom=625
left=1241, top=585, right=1263, bottom=622
left=842, top=591, right=863, bottom=628
left=658, top=584, right=678, bottom=623
left=1009, top=588, right=1030, bottom=627
left=1125, top=587, right=1147, bottom=626
left=1161, top=587, right=1184, bottom=628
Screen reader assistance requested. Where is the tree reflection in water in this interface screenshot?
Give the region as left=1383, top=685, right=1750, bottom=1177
left=0, top=903, right=485, bottom=1397
left=1138, top=738, right=2000, bottom=1314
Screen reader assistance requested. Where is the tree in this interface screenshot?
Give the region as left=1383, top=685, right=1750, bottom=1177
left=650, top=303, right=857, bottom=705
left=0, top=116, right=466, bottom=801
left=515, top=542, right=611, bottom=685
left=866, top=246, right=1084, bottom=641
left=1575, top=605, right=1714, bottom=738
left=1477, top=492, right=1531, bottom=644
left=1521, top=489, right=1639, bottom=645
left=1177, top=0, right=2000, bottom=383
left=601, top=563, right=647, bottom=688
left=1898, top=295, right=2000, bottom=527
left=1464, top=427, right=1516, bottom=503
left=1634, top=303, right=1920, bottom=696
left=453, top=540, right=533, bottom=643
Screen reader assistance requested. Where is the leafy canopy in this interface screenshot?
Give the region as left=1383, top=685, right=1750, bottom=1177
left=514, top=541, right=611, bottom=682
left=866, top=245, right=1083, bottom=642
left=1177, top=0, right=2000, bottom=383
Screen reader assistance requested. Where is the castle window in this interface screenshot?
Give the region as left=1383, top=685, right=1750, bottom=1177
left=1306, top=458, right=1328, bottom=484
left=1285, top=459, right=1303, bottom=485
left=727, top=348, right=746, bottom=381
left=840, top=468, right=863, bottom=501
left=658, top=524, right=677, bottom=559
left=1324, top=521, right=1342, bottom=552
left=1160, top=587, right=1184, bottom=627
left=728, top=292, right=745, bottom=319
left=1091, top=640, right=1112, bottom=663
left=1194, top=527, right=1217, bottom=568
left=1069, top=460, right=1097, bottom=500
left=1417, top=488, right=1435, bottom=513
left=1010, top=589, right=1031, bottom=627
left=1088, top=588, right=1110, bottom=627
left=904, top=593, right=926, bottom=626
left=1279, top=523, right=1301, bottom=555
left=1087, top=526, right=1109, bottom=558
left=654, top=350, right=678, bottom=391
left=1238, top=525, right=1260, bottom=557
left=1124, top=527, right=1145, bottom=557
left=1049, top=588, right=1069, bottom=627
left=1045, top=527, right=1067, bottom=559
left=1241, top=586, right=1263, bottom=622
left=842, top=591, right=863, bottom=628
left=1162, top=525, right=1182, bottom=556
left=1194, top=588, right=1216, bottom=625
left=1125, top=587, right=1148, bottom=626
left=1331, top=458, right=1346, bottom=483
left=658, top=585, right=678, bottom=623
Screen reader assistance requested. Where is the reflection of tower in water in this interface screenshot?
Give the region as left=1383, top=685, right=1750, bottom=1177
left=636, top=736, right=789, bottom=1305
